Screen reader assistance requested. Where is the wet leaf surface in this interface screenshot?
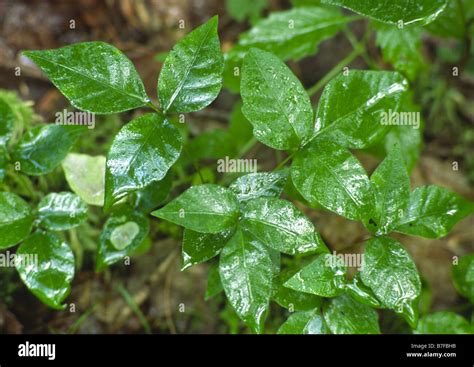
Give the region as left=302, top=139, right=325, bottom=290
left=37, top=192, right=88, bottom=231
left=0, top=192, right=33, bottom=249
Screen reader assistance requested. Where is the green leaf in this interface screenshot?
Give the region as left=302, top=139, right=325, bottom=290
left=369, top=145, right=410, bottom=234
left=291, top=139, right=373, bottom=221
left=12, top=124, right=84, bottom=176
left=219, top=228, right=273, bottom=333
left=320, top=0, right=447, bottom=26
left=15, top=230, right=75, bottom=310
left=315, top=70, right=408, bottom=149
left=0, top=97, right=15, bottom=148
left=226, top=0, right=267, bottom=23
left=414, top=312, right=472, bottom=334
left=130, top=173, right=172, bottom=213
left=152, top=184, right=240, bottom=234
left=241, top=197, right=327, bottom=255
left=374, top=23, right=424, bottom=81
left=158, top=16, right=224, bottom=113
left=23, top=42, right=149, bottom=113
left=344, top=273, right=382, bottom=308
left=277, top=310, right=328, bottom=334
left=0, top=192, right=33, bottom=249
left=361, top=236, right=421, bottom=327
left=205, top=261, right=223, bottom=300
left=452, top=254, right=474, bottom=303
left=96, top=207, right=149, bottom=271
left=426, top=0, right=470, bottom=39
left=105, top=113, right=182, bottom=209
left=182, top=228, right=235, bottom=270
left=229, top=170, right=288, bottom=203
left=273, top=271, right=322, bottom=311
left=394, top=185, right=474, bottom=238
left=284, top=254, right=347, bottom=297
left=238, top=6, right=350, bottom=60
left=37, top=192, right=88, bottom=231
left=323, top=294, right=381, bottom=334
left=241, top=48, right=314, bottom=150
left=62, top=153, right=106, bottom=206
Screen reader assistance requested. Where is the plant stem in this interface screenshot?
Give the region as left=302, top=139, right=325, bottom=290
left=146, top=101, right=162, bottom=114
left=306, top=43, right=364, bottom=97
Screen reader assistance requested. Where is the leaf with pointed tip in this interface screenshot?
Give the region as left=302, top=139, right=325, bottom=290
left=182, top=228, right=235, bottom=270
left=273, top=271, right=322, bottom=311
left=291, top=139, right=373, bottom=221
left=62, top=153, right=106, bottom=206
left=394, top=185, right=474, bottom=238
left=0, top=192, right=33, bottom=249
left=374, top=23, right=424, bottom=81
left=344, top=273, right=382, bottom=308
left=23, top=42, right=149, bottom=113
left=241, top=48, right=314, bottom=150
left=105, top=113, right=182, bottom=209
left=205, top=261, right=223, bottom=300
left=278, top=310, right=328, bottom=334
left=37, top=192, right=88, bottom=231
left=369, top=145, right=410, bottom=234
left=158, top=16, right=224, bottom=113
left=323, top=294, right=380, bottom=334
left=241, top=197, right=327, bottom=255
left=315, top=70, right=408, bottom=149
left=229, top=170, right=288, bottom=203
left=12, top=124, right=85, bottom=176
left=152, top=185, right=240, bottom=234
left=15, top=230, right=75, bottom=310
left=284, top=254, right=347, bottom=297
left=219, top=228, right=273, bottom=333
left=320, top=0, right=447, bottom=26
left=452, top=254, right=474, bottom=304
left=130, top=173, right=172, bottom=213
left=361, top=236, right=421, bottom=327
left=96, top=207, right=149, bottom=271
left=414, top=312, right=472, bottom=334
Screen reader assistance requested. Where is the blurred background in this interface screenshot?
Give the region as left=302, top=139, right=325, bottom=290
left=0, top=0, right=473, bottom=334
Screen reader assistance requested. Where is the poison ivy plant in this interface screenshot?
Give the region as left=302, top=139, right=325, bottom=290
left=4, top=2, right=472, bottom=336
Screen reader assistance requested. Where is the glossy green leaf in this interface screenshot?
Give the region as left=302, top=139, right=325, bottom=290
left=273, top=271, right=322, bottom=311
left=414, top=312, right=472, bottom=334
left=241, top=197, right=327, bottom=255
left=452, top=254, right=474, bottom=303
left=323, top=294, right=381, bottom=334
left=62, top=153, right=106, bottom=206
left=241, top=48, right=314, bottom=150
left=205, top=261, right=223, bottom=300
left=320, top=0, right=447, bottom=26
left=96, top=207, right=149, bottom=271
left=219, top=228, right=273, bottom=333
left=344, top=273, right=382, bottom=308
left=394, top=185, right=474, bottom=238
left=229, top=170, right=288, bottom=203
left=315, top=70, right=408, bottom=149
left=182, top=228, right=234, bottom=270
left=0, top=98, right=14, bottom=148
left=15, top=230, right=75, bottom=310
left=0, top=192, right=33, bottom=249
left=158, top=16, right=224, bottom=113
left=12, top=124, right=84, bottom=176
left=374, top=23, right=424, bottom=81
left=361, top=236, right=421, bottom=327
left=277, top=310, right=328, bottom=334
left=23, top=42, right=149, bottom=113
left=285, top=254, right=346, bottom=297
left=370, top=145, right=410, bottom=234
left=426, top=0, right=470, bottom=38
left=291, top=139, right=373, bottom=221
left=130, top=173, right=172, bottom=213
left=37, top=192, right=88, bottom=231
left=105, top=113, right=182, bottom=209
left=152, top=184, right=240, bottom=233
left=239, top=6, right=350, bottom=61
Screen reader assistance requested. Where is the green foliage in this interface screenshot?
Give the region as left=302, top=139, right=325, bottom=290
left=3, top=3, right=472, bottom=335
